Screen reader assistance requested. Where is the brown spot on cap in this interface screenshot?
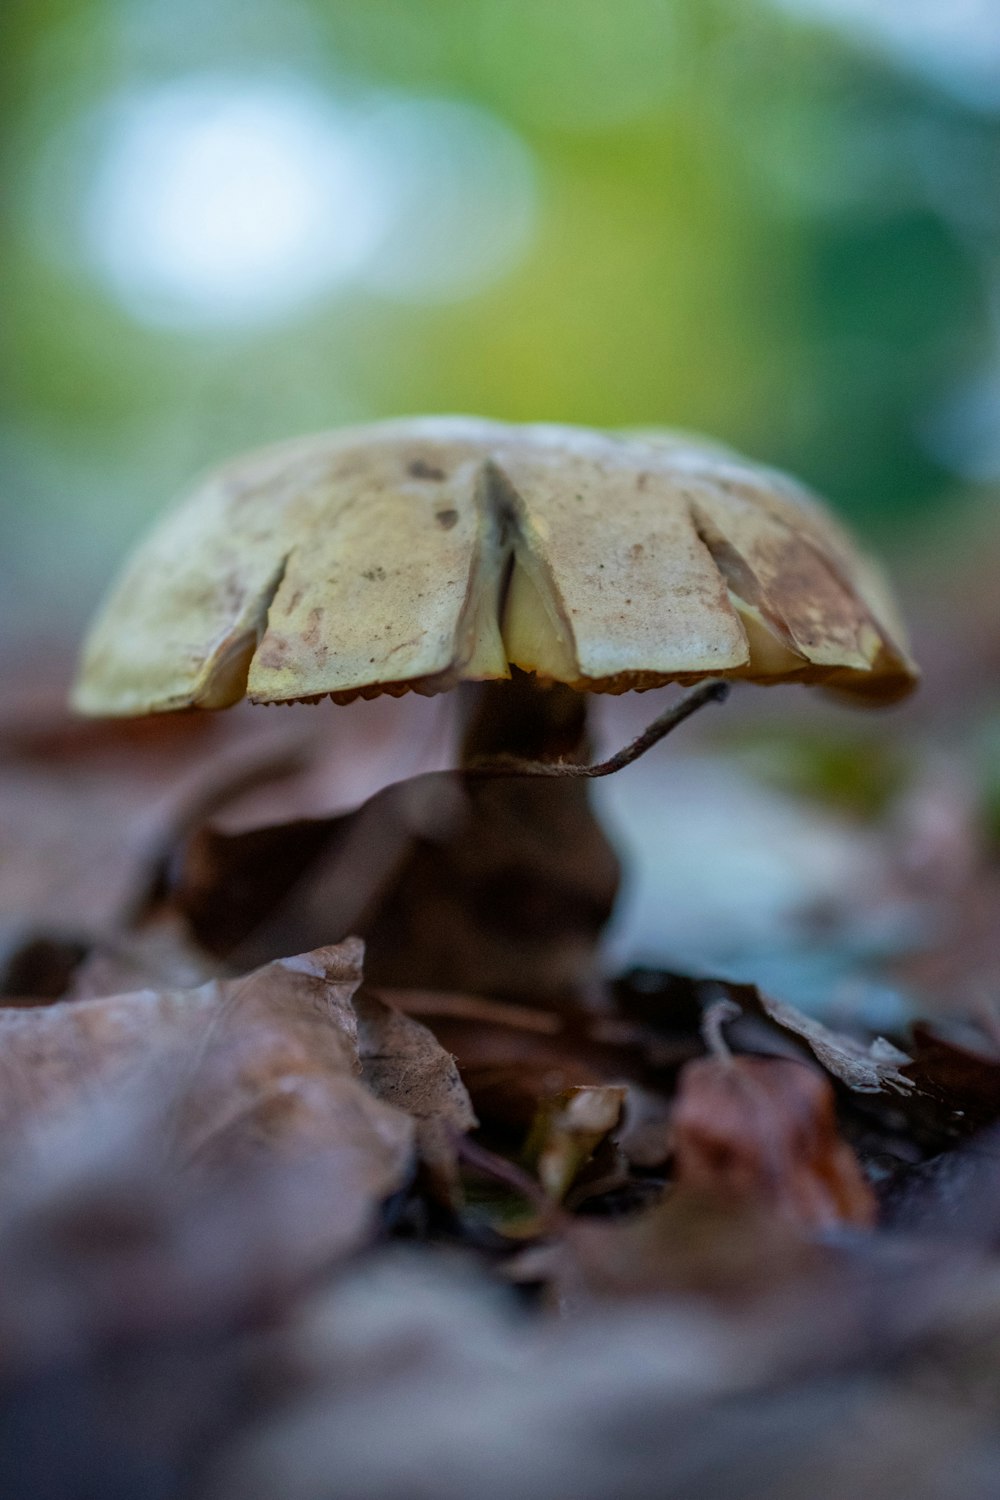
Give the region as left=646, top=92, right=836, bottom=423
left=256, top=636, right=290, bottom=669
left=302, top=606, right=324, bottom=647
left=435, top=508, right=459, bottom=530
left=408, top=458, right=446, bottom=481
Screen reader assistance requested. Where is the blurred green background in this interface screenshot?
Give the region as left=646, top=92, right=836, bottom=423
left=2, top=0, right=999, bottom=639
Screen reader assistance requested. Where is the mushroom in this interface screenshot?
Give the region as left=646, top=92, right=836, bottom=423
left=75, top=417, right=916, bottom=718
left=73, top=417, right=918, bottom=1003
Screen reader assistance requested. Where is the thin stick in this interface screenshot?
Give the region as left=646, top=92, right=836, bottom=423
left=465, top=679, right=729, bottom=780
left=454, top=1133, right=565, bottom=1229
left=700, top=997, right=743, bottom=1062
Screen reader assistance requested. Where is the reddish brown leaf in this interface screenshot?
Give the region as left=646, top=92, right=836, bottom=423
left=549, top=1191, right=827, bottom=1307
left=672, top=1053, right=877, bottom=1231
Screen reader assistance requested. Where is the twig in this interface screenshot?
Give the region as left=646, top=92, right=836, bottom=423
left=465, top=679, right=729, bottom=780
left=701, top=997, right=743, bottom=1061
left=455, top=1133, right=566, bottom=1231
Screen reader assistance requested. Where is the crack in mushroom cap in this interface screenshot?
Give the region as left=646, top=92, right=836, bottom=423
left=73, top=417, right=918, bottom=716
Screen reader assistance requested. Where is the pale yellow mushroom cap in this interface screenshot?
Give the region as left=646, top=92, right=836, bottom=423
left=73, top=417, right=918, bottom=716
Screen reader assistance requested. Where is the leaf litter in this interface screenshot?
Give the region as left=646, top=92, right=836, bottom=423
left=4, top=660, right=1000, bottom=1497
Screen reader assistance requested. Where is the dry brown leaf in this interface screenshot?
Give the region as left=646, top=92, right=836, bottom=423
left=203, top=1248, right=1000, bottom=1500
left=0, top=942, right=426, bottom=1399
left=0, top=665, right=450, bottom=1001
left=745, top=988, right=915, bottom=1094
left=383, top=986, right=693, bottom=1139
left=901, top=1021, right=1000, bottom=1128
left=671, top=1054, right=877, bottom=1231
left=548, top=1191, right=828, bottom=1309
left=153, top=765, right=619, bottom=1007
left=0, top=686, right=306, bottom=949
left=0, top=939, right=413, bottom=1210
left=355, top=989, right=477, bottom=1194
left=399, top=1002, right=636, bottom=1131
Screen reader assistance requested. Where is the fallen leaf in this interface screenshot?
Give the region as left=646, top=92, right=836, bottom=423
left=550, top=1191, right=826, bottom=1307
left=0, top=939, right=413, bottom=1221
left=385, top=991, right=641, bottom=1133
left=902, top=1021, right=1000, bottom=1128
left=151, top=767, right=619, bottom=1007
left=524, top=1085, right=627, bottom=1201
left=881, top=1126, right=1000, bottom=1239
left=355, top=989, right=477, bottom=1195
left=0, top=686, right=307, bottom=949
left=0, top=668, right=450, bottom=1001
left=742, top=987, right=916, bottom=1095
left=671, top=1053, right=877, bottom=1231
left=203, top=1244, right=1000, bottom=1500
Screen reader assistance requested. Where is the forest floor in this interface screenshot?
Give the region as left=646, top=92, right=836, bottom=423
left=2, top=518, right=1000, bottom=1499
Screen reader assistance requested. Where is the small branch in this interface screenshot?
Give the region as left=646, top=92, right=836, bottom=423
left=454, top=1133, right=565, bottom=1231
left=465, top=679, right=729, bottom=780
left=701, top=997, right=743, bottom=1062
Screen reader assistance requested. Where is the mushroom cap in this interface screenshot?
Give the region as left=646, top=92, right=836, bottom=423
left=73, top=417, right=918, bottom=716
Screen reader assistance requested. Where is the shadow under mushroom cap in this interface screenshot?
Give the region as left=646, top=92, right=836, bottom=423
left=73, top=417, right=918, bottom=716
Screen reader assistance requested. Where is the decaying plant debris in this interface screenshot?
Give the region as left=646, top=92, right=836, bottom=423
left=3, top=645, right=1000, bottom=1500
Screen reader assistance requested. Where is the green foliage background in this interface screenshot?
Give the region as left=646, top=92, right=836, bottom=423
left=1, top=0, right=997, bottom=633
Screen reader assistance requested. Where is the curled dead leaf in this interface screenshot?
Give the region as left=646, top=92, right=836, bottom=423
left=746, top=990, right=915, bottom=1096
left=525, top=1085, right=627, bottom=1202
left=149, top=765, right=619, bottom=1007
left=0, top=940, right=414, bottom=1236
left=356, top=989, right=476, bottom=1197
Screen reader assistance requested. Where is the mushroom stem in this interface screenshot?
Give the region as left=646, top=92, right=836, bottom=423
left=464, top=679, right=730, bottom=780
left=363, top=674, right=728, bottom=1010
left=458, top=668, right=593, bottom=769
left=359, top=670, right=619, bottom=1008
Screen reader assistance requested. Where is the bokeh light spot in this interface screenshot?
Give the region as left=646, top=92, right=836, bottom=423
left=83, top=76, right=388, bottom=328
left=76, top=75, right=539, bottom=329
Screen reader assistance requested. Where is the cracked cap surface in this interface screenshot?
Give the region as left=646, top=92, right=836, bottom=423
left=73, top=416, right=918, bottom=716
